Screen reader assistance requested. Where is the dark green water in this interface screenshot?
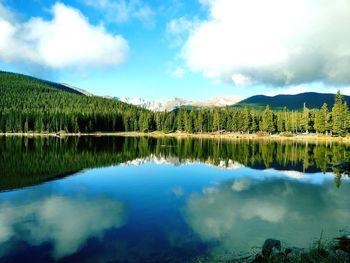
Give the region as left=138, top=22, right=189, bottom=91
left=0, top=136, right=349, bottom=262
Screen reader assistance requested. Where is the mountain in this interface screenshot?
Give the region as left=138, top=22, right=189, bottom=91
left=0, top=71, right=144, bottom=133
left=0, top=71, right=92, bottom=96
left=116, top=96, right=241, bottom=111
left=56, top=83, right=93, bottom=96
left=233, top=92, right=350, bottom=110
left=116, top=97, right=191, bottom=111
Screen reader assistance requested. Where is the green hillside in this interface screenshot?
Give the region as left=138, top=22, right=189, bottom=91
left=234, top=92, right=350, bottom=110
left=0, top=71, right=145, bottom=133
left=0, top=71, right=91, bottom=95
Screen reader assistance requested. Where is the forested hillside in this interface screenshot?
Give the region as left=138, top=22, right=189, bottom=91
left=0, top=71, right=145, bottom=132
left=1, top=71, right=350, bottom=136
left=234, top=92, right=350, bottom=110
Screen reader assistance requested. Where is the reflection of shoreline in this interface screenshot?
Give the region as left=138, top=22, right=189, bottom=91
left=2, top=136, right=350, bottom=191
left=2, top=132, right=350, bottom=144
left=119, top=155, right=348, bottom=184
left=0, top=169, right=89, bottom=193
left=121, top=154, right=243, bottom=170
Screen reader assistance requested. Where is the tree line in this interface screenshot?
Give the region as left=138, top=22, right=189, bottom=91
left=1, top=71, right=349, bottom=136
left=2, top=136, right=350, bottom=190
left=122, top=91, right=350, bottom=136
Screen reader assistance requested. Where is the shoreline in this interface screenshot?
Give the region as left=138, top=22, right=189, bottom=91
left=1, top=131, right=349, bottom=143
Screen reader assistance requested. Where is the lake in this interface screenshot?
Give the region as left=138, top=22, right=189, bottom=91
left=0, top=136, right=350, bottom=262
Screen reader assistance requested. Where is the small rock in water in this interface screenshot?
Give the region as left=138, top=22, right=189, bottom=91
left=284, top=247, right=294, bottom=255
left=252, top=253, right=266, bottom=263
left=336, top=235, right=350, bottom=253
left=262, top=239, right=281, bottom=257
left=285, top=247, right=303, bottom=259
left=271, top=247, right=281, bottom=256
left=336, top=249, right=350, bottom=261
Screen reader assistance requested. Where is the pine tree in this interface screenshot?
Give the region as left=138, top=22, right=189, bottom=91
left=343, top=101, right=350, bottom=133
left=212, top=108, right=220, bottom=132
left=276, top=112, right=285, bottom=133
left=24, top=117, right=29, bottom=133
left=251, top=113, right=259, bottom=132
left=184, top=110, right=193, bottom=133
left=261, top=105, right=275, bottom=134
left=177, top=108, right=184, bottom=131
left=332, top=91, right=346, bottom=136
left=195, top=109, right=204, bottom=133
left=301, top=103, right=310, bottom=133
left=34, top=115, right=44, bottom=132
left=242, top=107, right=252, bottom=133
left=314, top=103, right=328, bottom=134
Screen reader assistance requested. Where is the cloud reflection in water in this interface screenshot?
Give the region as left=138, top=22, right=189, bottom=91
left=184, top=176, right=350, bottom=255
left=0, top=195, right=127, bottom=258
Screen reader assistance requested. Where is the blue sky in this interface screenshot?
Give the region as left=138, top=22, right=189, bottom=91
left=1, top=0, right=350, bottom=100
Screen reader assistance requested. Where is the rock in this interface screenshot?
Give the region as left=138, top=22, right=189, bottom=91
left=285, top=247, right=294, bottom=255
left=271, top=247, right=281, bottom=256
left=245, top=255, right=257, bottom=263
left=329, top=249, right=337, bottom=258
left=252, top=253, right=266, bottom=263
left=336, top=236, right=350, bottom=253
left=336, top=249, right=350, bottom=261
left=334, top=162, right=350, bottom=175
left=334, top=162, right=350, bottom=170
left=262, top=239, right=281, bottom=257
left=285, top=247, right=303, bottom=260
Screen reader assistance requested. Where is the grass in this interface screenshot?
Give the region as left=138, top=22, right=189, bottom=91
left=1, top=131, right=350, bottom=144
left=192, top=237, right=349, bottom=263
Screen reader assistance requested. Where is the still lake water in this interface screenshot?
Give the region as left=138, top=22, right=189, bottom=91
left=0, top=136, right=350, bottom=262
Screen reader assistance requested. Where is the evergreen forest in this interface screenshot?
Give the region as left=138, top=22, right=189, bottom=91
left=1, top=71, right=350, bottom=136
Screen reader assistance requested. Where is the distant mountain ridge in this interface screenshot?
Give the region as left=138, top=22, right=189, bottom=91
left=115, top=96, right=241, bottom=111
left=0, top=71, right=92, bottom=96
left=2, top=71, right=347, bottom=112
left=233, top=92, right=350, bottom=110
left=56, top=83, right=93, bottom=96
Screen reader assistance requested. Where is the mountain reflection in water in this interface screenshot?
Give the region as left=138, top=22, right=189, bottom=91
left=1, top=136, right=350, bottom=190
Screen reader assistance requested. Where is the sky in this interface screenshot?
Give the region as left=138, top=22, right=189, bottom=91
left=1, top=0, right=350, bottom=101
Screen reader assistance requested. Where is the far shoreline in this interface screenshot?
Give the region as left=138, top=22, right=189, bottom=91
left=1, top=131, right=349, bottom=144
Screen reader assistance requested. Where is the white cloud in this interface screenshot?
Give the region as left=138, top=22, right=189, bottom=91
left=178, top=0, right=350, bottom=87
left=0, top=2, right=16, bottom=22
left=326, top=87, right=350, bottom=96
left=231, top=73, right=252, bottom=86
left=0, top=196, right=126, bottom=258
left=166, top=17, right=198, bottom=47
left=0, top=2, right=129, bottom=69
left=241, top=201, right=286, bottom=223
left=83, top=0, right=155, bottom=27
left=167, top=17, right=193, bottom=35
left=171, top=186, right=185, bottom=197
left=265, top=85, right=311, bottom=96
left=171, top=67, right=186, bottom=78
left=231, top=179, right=251, bottom=192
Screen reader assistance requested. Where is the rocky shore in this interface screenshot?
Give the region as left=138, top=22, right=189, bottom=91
left=245, top=237, right=350, bottom=263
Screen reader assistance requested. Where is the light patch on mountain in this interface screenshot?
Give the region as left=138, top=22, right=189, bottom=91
left=59, top=83, right=93, bottom=96
left=120, top=154, right=244, bottom=171
left=115, top=96, right=242, bottom=111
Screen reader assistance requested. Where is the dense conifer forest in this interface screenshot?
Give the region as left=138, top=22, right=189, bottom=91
left=1, top=136, right=349, bottom=190
left=1, top=71, right=350, bottom=136
left=0, top=71, right=146, bottom=133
